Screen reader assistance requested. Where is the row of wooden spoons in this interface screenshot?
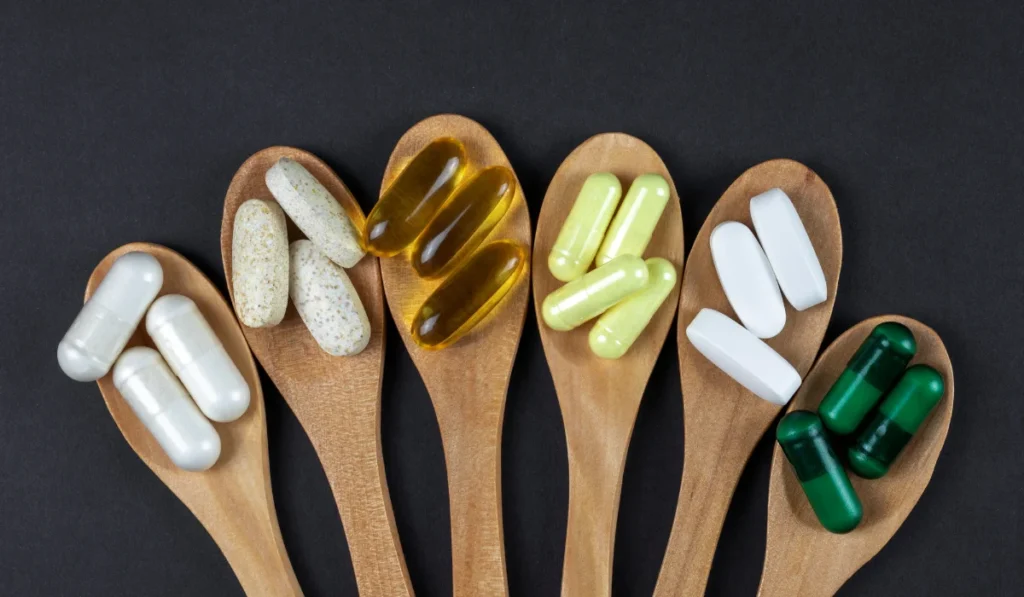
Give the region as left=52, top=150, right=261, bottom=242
left=82, top=114, right=953, bottom=597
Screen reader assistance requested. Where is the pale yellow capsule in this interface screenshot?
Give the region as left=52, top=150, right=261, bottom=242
left=548, top=172, right=622, bottom=282
left=542, top=254, right=649, bottom=331
left=595, top=174, right=670, bottom=265
left=589, top=258, right=677, bottom=359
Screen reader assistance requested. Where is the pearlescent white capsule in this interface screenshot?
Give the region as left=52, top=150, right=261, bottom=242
left=146, top=295, right=251, bottom=423
left=289, top=240, right=371, bottom=356
left=232, top=199, right=289, bottom=328
left=113, top=347, right=221, bottom=471
left=710, top=221, right=786, bottom=338
left=58, top=252, right=163, bottom=381
left=749, top=188, right=827, bottom=311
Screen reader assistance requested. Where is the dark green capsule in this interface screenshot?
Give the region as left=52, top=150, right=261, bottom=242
left=777, top=410, right=863, bottom=534
left=848, top=365, right=945, bottom=479
left=818, top=322, right=917, bottom=435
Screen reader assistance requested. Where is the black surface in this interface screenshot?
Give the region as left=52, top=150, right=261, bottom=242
left=1, top=1, right=1021, bottom=595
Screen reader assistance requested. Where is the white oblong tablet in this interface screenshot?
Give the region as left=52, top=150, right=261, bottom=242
left=232, top=199, right=289, bottom=328
left=289, top=240, right=371, bottom=356
left=266, top=157, right=365, bottom=268
left=685, top=308, right=801, bottom=406
left=750, top=188, right=827, bottom=311
left=710, top=221, right=786, bottom=338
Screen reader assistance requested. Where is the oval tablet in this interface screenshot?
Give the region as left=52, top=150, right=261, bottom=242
left=548, top=172, right=622, bottom=282
left=289, top=240, right=371, bottom=356
left=685, top=308, right=801, bottom=405
left=542, top=254, right=649, bottom=332
left=595, top=173, right=669, bottom=266
left=231, top=199, right=289, bottom=328
left=146, top=295, right=251, bottom=423
left=266, top=157, right=365, bottom=268
left=58, top=252, right=163, bottom=382
left=589, top=257, right=677, bottom=359
left=750, top=188, right=827, bottom=311
left=710, top=221, right=786, bottom=338
left=113, top=347, right=221, bottom=471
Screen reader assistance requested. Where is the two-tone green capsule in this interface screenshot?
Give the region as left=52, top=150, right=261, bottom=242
left=777, top=410, right=863, bottom=533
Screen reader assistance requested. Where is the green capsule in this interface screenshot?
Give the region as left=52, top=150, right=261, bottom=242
left=595, top=174, right=670, bottom=266
left=848, top=365, right=944, bottom=479
left=542, top=254, right=649, bottom=331
left=777, top=411, right=863, bottom=534
left=589, top=258, right=677, bottom=359
left=818, top=322, right=917, bottom=435
left=548, top=172, right=622, bottom=282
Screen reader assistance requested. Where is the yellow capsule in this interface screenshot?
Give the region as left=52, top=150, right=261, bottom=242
left=542, top=254, right=649, bottom=331
left=595, top=173, right=670, bottom=265
left=411, top=240, right=527, bottom=349
left=548, top=172, right=622, bottom=282
left=411, top=166, right=516, bottom=279
left=589, top=258, right=677, bottom=359
left=365, top=137, right=467, bottom=256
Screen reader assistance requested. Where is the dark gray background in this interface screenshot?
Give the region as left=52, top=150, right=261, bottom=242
left=1, top=0, right=1021, bottom=595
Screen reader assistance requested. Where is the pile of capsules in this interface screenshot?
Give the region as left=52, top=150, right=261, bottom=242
left=57, top=253, right=250, bottom=471
left=541, top=172, right=678, bottom=359
left=777, top=323, right=945, bottom=533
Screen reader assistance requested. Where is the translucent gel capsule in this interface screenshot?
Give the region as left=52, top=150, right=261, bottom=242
left=589, top=258, right=677, bottom=359
left=365, top=138, right=467, bottom=256
left=411, top=240, right=526, bottom=349
left=777, top=410, right=863, bottom=534
left=595, top=173, right=670, bottom=266
left=818, top=322, right=917, bottom=435
left=542, top=254, right=649, bottom=332
left=848, top=365, right=944, bottom=479
left=548, top=172, right=622, bottom=282
left=411, top=166, right=516, bottom=279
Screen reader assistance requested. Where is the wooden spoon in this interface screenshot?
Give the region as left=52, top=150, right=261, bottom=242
left=533, top=133, right=684, bottom=597
left=220, top=148, right=413, bottom=597
left=378, top=114, right=531, bottom=597
left=757, top=315, right=954, bottom=596
left=88, top=242, right=302, bottom=597
left=654, top=160, right=842, bottom=597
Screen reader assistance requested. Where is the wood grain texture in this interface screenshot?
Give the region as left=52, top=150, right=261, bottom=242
left=220, top=148, right=413, bottom=597
left=379, top=114, right=531, bottom=597
left=757, top=315, right=954, bottom=597
left=533, top=133, right=684, bottom=597
left=654, top=160, right=842, bottom=597
left=87, top=243, right=302, bottom=597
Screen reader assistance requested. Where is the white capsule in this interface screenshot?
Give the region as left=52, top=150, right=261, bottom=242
left=266, top=157, right=365, bottom=268
left=232, top=199, right=289, bottom=328
left=686, top=308, right=801, bottom=406
left=750, top=188, right=827, bottom=311
left=710, top=221, right=786, bottom=338
left=113, top=347, right=221, bottom=471
left=58, top=252, right=164, bottom=382
left=289, top=240, right=371, bottom=356
left=146, top=295, right=251, bottom=423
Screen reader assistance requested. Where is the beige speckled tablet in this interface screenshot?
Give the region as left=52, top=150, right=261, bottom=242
left=266, top=157, right=365, bottom=268
left=232, top=199, right=289, bottom=328
left=289, top=240, right=370, bottom=356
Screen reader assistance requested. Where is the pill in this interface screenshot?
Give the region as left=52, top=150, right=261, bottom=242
left=58, top=252, right=163, bottom=382
left=818, top=322, right=917, bottom=435
left=848, top=365, right=944, bottom=479
left=289, top=240, right=371, bottom=356
left=589, top=258, right=677, bottom=359
left=710, top=221, right=786, bottom=339
left=548, top=172, right=623, bottom=282
left=750, top=188, right=827, bottom=311
left=365, top=137, right=467, bottom=256
left=595, top=173, right=669, bottom=266
left=776, top=410, right=863, bottom=534
left=113, top=347, right=221, bottom=471
left=542, top=254, right=649, bottom=332
left=231, top=199, right=289, bottom=328
left=685, top=308, right=801, bottom=405
left=265, top=157, right=365, bottom=268
left=146, top=295, right=251, bottom=423
left=411, top=165, right=516, bottom=279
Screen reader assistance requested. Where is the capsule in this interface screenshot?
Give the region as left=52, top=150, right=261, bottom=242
left=231, top=199, right=289, bottom=328
left=146, top=295, right=251, bottom=423
left=411, top=240, right=526, bottom=349
left=542, top=254, right=649, bottom=332
left=411, top=166, right=516, bottom=279
left=365, top=138, right=467, bottom=256
left=589, top=258, right=677, bottom=359
left=848, top=365, right=944, bottom=479
left=548, top=172, right=622, bottom=282
left=818, top=322, right=917, bottom=435
left=113, top=347, right=221, bottom=471
left=595, top=174, right=669, bottom=266
left=58, top=252, right=163, bottom=382
left=777, top=410, right=863, bottom=534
